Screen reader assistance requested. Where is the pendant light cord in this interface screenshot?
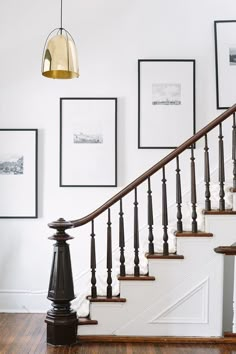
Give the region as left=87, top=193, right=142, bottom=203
left=60, top=0, right=63, bottom=33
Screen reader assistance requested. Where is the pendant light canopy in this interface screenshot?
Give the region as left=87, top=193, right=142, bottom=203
left=42, top=0, right=79, bottom=79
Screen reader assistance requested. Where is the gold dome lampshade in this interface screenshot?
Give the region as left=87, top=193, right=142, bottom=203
left=42, top=29, right=79, bottom=79
left=41, top=0, right=79, bottom=79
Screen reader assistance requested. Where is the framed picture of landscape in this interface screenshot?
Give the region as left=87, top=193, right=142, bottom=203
left=214, top=20, right=236, bottom=109
left=60, top=97, right=117, bottom=187
left=0, top=129, right=38, bottom=218
left=138, top=59, right=195, bottom=149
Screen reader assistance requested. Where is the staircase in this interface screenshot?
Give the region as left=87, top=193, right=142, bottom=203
left=45, top=104, right=236, bottom=346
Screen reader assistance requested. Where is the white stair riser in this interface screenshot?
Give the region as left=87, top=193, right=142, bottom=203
left=78, top=214, right=236, bottom=336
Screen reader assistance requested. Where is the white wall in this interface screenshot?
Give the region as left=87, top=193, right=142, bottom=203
left=0, top=0, right=236, bottom=313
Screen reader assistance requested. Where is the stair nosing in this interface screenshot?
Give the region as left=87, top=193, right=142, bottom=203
left=117, top=275, right=155, bottom=281
left=78, top=317, right=98, bottom=325
left=145, top=253, right=184, bottom=259
left=87, top=296, right=127, bottom=303
left=175, top=231, right=213, bottom=237
left=203, top=209, right=236, bottom=215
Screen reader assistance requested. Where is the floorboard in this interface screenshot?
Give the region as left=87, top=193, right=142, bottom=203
left=1, top=314, right=236, bottom=353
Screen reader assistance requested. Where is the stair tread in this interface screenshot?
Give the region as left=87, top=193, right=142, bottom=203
left=203, top=209, right=236, bottom=215
left=214, top=246, right=236, bottom=255
left=224, top=332, right=236, bottom=337
left=87, top=296, right=126, bottom=302
left=146, top=253, right=184, bottom=259
left=175, top=231, right=213, bottom=237
left=229, top=188, right=236, bottom=193
left=78, top=317, right=98, bottom=325
left=118, top=275, right=155, bottom=281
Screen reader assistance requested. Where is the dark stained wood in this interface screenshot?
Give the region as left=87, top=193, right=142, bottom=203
left=162, top=167, right=169, bottom=255
left=176, top=156, right=183, bottom=233
left=190, top=146, right=198, bottom=233
left=79, top=334, right=236, bottom=344
left=224, top=332, right=236, bottom=337
left=230, top=187, right=236, bottom=192
left=175, top=231, right=213, bottom=237
left=147, top=177, right=155, bottom=254
left=118, top=275, right=155, bottom=280
left=119, top=199, right=126, bottom=276
left=203, top=209, right=236, bottom=215
left=87, top=296, right=126, bottom=302
left=219, top=123, right=225, bottom=211
left=48, top=105, right=236, bottom=229
left=146, top=253, right=184, bottom=259
left=214, top=246, right=236, bottom=255
left=3, top=314, right=236, bottom=353
left=233, top=113, right=236, bottom=189
left=46, top=219, right=78, bottom=346
left=78, top=317, right=98, bottom=325
left=90, top=220, right=97, bottom=298
left=134, top=188, right=140, bottom=276
left=107, top=208, right=113, bottom=298
left=204, top=134, right=211, bottom=211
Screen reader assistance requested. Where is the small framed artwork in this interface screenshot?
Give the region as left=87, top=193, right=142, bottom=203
left=214, top=20, right=236, bottom=109
left=0, top=129, right=38, bottom=218
left=138, top=59, right=195, bottom=149
left=60, top=97, right=117, bottom=187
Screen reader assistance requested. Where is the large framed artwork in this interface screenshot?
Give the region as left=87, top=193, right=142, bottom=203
left=138, top=59, right=195, bottom=149
left=214, top=20, right=236, bottom=109
left=0, top=129, right=38, bottom=218
left=60, top=97, right=117, bottom=187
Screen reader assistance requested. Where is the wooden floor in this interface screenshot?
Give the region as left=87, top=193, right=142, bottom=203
left=1, top=314, right=236, bottom=353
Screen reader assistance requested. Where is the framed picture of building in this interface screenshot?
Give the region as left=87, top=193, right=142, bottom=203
left=0, top=129, right=38, bottom=218
left=138, top=59, right=196, bottom=149
left=214, top=20, right=236, bottom=109
left=60, top=97, right=117, bottom=187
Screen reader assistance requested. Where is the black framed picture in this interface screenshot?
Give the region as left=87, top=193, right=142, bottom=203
left=0, top=129, right=38, bottom=218
left=214, top=20, right=236, bottom=109
left=60, top=97, right=117, bottom=187
left=138, top=59, right=196, bottom=149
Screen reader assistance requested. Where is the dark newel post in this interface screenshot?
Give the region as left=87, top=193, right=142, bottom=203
left=176, top=156, right=183, bottom=233
left=219, top=123, right=225, bottom=211
left=119, top=199, right=126, bottom=276
left=107, top=208, right=112, bottom=298
left=162, top=167, right=169, bottom=255
left=134, top=188, right=140, bottom=276
left=90, top=220, right=97, bottom=298
left=147, top=177, right=155, bottom=254
left=204, top=134, right=211, bottom=211
left=232, top=113, right=236, bottom=189
left=190, top=146, right=198, bottom=233
left=45, top=218, right=78, bottom=346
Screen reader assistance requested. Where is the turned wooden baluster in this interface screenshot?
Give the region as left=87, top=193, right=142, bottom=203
left=134, top=188, right=140, bottom=276
left=232, top=113, right=236, bottom=189
left=219, top=123, right=225, bottom=211
left=147, top=177, right=155, bottom=254
left=204, top=134, right=211, bottom=211
left=107, top=208, right=112, bottom=298
left=176, top=156, right=183, bottom=233
left=119, top=199, right=126, bottom=276
left=90, top=220, right=97, bottom=298
left=162, top=167, right=169, bottom=255
left=191, top=146, right=198, bottom=233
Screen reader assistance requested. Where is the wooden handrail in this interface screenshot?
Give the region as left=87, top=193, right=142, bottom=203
left=49, top=104, right=236, bottom=230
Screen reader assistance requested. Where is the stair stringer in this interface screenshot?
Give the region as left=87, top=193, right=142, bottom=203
left=78, top=214, right=236, bottom=337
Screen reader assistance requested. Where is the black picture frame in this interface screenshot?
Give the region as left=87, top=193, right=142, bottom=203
left=0, top=129, right=38, bottom=218
left=214, top=20, right=236, bottom=109
left=138, top=59, right=196, bottom=149
left=60, top=97, right=117, bottom=187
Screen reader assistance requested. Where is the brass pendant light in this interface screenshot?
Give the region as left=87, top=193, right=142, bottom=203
left=42, top=0, right=79, bottom=79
